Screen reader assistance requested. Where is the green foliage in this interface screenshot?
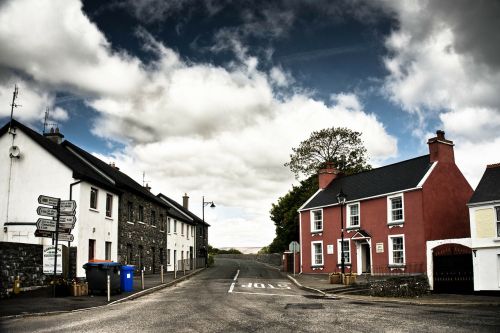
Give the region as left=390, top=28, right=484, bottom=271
left=257, top=246, right=270, bottom=254
left=207, top=254, right=215, bottom=267
left=285, top=127, right=371, bottom=179
left=268, top=175, right=318, bottom=253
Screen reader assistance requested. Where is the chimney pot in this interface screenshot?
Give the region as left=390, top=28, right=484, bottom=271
left=44, top=127, right=64, bottom=144
left=182, top=193, right=189, bottom=210
left=427, top=129, right=454, bottom=163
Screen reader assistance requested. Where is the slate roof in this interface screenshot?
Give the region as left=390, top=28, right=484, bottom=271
left=62, top=140, right=172, bottom=210
left=158, top=193, right=210, bottom=227
left=468, top=164, right=500, bottom=204
left=301, top=155, right=433, bottom=210
left=156, top=193, right=195, bottom=225
left=0, top=120, right=120, bottom=194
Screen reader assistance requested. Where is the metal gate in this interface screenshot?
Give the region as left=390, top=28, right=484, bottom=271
left=433, top=244, right=473, bottom=293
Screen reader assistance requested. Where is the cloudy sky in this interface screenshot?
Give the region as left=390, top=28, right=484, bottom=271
left=1, top=0, right=499, bottom=248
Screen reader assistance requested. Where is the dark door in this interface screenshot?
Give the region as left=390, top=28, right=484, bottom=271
left=151, top=247, right=156, bottom=274
left=433, top=244, right=473, bottom=293
left=88, top=239, right=95, bottom=261
left=362, top=244, right=371, bottom=273
left=138, top=245, right=144, bottom=271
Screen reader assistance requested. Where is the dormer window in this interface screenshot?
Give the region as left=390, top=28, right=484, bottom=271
left=347, top=203, right=360, bottom=228
left=310, top=209, right=323, bottom=232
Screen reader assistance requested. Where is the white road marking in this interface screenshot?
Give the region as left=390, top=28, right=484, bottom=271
left=233, top=269, right=240, bottom=281
left=228, top=269, right=240, bottom=293
left=231, top=291, right=301, bottom=297
left=228, top=282, right=235, bottom=293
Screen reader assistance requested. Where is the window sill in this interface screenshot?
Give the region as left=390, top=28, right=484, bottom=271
left=311, top=265, right=324, bottom=270
left=151, top=225, right=157, bottom=228
left=105, top=217, right=113, bottom=221
left=388, top=264, right=406, bottom=270
left=127, top=221, right=134, bottom=225
left=346, top=226, right=359, bottom=231
left=89, top=208, right=99, bottom=213
left=138, top=221, right=146, bottom=225
left=387, top=221, right=404, bottom=228
left=160, top=230, right=165, bottom=233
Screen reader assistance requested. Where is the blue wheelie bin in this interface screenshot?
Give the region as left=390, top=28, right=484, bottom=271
left=120, top=265, right=135, bottom=292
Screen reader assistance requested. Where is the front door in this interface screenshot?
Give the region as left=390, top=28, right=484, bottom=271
left=357, top=242, right=371, bottom=274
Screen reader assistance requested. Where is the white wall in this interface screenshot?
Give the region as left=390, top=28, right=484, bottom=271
left=166, top=217, right=195, bottom=272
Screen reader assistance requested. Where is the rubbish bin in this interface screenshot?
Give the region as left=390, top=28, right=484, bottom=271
left=83, top=262, right=122, bottom=295
left=120, top=265, right=135, bottom=292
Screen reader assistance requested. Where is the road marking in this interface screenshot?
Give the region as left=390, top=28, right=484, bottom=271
left=233, top=269, right=240, bottom=281
left=228, top=270, right=240, bottom=293
left=228, top=282, right=235, bottom=293
left=230, top=291, right=301, bottom=297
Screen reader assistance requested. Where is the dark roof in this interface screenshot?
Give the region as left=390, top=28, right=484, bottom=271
left=156, top=193, right=194, bottom=225
left=302, top=155, right=433, bottom=210
left=62, top=140, right=171, bottom=209
left=0, top=120, right=120, bottom=194
left=157, top=194, right=210, bottom=227
left=468, top=165, right=500, bottom=204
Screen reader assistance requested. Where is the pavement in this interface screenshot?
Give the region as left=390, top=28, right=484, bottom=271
left=287, top=272, right=500, bottom=306
left=0, top=268, right=204, bottom=318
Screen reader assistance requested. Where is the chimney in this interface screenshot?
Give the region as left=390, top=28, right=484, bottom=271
left=318, top=162, right=339, bottom=189
left=144, top=183, right=151, bottom=191
left=427, top=130, right=454, bottom=163
left=43, top=127, right=64, bottom=144
left=109, top=162, right=120, bottom=171
left=182, top=193, right=189, bottom=210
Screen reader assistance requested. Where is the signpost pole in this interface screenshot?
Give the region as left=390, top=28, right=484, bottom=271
left=53, top=199, right=61, bottom=297
left=293, top=247, right=296, bottom=277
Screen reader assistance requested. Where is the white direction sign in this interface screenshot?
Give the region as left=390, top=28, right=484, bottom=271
left=36, top=218, right=57, bottom=231
left=57, top=233, right=74, bottom=242
left=59, top=222, right=76, bottom=229
left=38, top=195, right=59, bottom=207
left=60, top=200, right=76, bottom=213
left=59, top=215, right=76, bottom=224
left=37, top=206, right=57, bottom=218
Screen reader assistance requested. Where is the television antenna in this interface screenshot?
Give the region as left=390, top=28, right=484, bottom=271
left=8, top=85, right=21, bottom=132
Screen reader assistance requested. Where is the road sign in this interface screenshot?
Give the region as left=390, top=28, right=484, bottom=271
left=37, top=206, right=58, bottom=218
left=59, top=215, right=76, bottom=224
left=35, top=229, right=53, bottom=238
left=36, top=218, right=57, bottom=231
left=57, top=233, right=74, bottom=242
left=60, top=200, right=76, bottom=213
left=59, top=222, right=76, bottom=229
left=38, top=195, right=59, bottom=207
left=289, top=241, right=300, bottom=253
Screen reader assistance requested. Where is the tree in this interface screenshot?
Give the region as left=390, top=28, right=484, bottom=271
left=285, top=127, right=371, bottom=179
left=268, top=175, right=318, bottom=253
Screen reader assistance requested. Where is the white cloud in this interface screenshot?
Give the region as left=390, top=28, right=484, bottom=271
left=0, top=0, right=398, bottom=247
left=380, top=0, right=500, bottom=187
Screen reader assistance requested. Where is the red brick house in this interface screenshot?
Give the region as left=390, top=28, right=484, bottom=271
left=298, top=131, right=473, bottom=275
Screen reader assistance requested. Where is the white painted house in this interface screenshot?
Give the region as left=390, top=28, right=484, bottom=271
left=0, top=120, right=119, bottom=277
left=157, top=193, right=196, bottom=272
left=467, top=163, right=500, bottom=291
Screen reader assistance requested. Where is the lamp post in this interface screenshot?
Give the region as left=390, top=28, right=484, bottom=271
left=202, top=196, right=215, bottom=267
left=336, top=189, right=347, bottom=275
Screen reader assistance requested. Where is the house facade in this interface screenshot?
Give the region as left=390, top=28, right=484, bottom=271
left=0, top=120, right=120, bottom=277
left=467, top=163, right=500, bottom=291
left=299, top=131, right=473, bottom=276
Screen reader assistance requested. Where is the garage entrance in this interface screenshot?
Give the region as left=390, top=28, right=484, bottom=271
left=432, top=243, right=473, bottom=293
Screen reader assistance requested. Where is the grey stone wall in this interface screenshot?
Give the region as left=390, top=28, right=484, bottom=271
left=0, top=242, right=47, bottom=297
left=196, top=224, right=208, bottom=258
left=117, top=191, right=168, bottom=274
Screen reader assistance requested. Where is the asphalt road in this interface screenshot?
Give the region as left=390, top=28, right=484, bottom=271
left=1, top=258, right=499, bottom=332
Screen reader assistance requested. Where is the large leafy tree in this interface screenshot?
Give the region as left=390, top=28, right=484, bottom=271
left=285, top=127, right=371, bottom=179
left=268, top=127, right=371, bottom=253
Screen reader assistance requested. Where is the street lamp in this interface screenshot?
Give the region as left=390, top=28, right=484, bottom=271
left=336, top=189, right=347, bottom=275
left=202, top=196, right=216, bottom=223
left=202, top=196, right=215, bottom=267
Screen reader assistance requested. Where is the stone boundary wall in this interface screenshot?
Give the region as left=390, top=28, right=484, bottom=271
left=0, top=242, right=47, bottom=297
left=216, top=253, right=282, bottom=267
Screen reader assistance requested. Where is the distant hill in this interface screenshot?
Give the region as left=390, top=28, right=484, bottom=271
left=219, top=247, right=262, bottom=254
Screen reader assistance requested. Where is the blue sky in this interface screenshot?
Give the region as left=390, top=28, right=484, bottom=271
left=1, top=0, right=499, bottom=248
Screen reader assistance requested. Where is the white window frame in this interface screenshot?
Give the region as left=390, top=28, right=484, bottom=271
left=495, top=206, right=500, bottom=238
left=310, top=209, right=323, bottom=233
left=388, top=234, right=405, bottom=266
left=311, top=241, right=323, bottom=266
left=387, top=194, right=404, bottom=224
left=90, top=188, right=98, bottom=210
left=337, top=239, right=351, bottom=264
left=347, top=202, right=360, bottom=228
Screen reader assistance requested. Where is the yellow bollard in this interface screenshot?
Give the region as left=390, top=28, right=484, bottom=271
left=13, top=276, right=21, bottom=294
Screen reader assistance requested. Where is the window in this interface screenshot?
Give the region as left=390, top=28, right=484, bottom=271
left=151, top=210, right=156, bottom=227
left=167, top=249, right=171, bottom=265
left=105, top=241, right=112, bottom=260
left=127, top=201, right=133, bottom=222
left=496, top=207, right=500, bottom=237
left=138, top=205, right=144, bottom=222
left=88, top=239, right=95, bottom=261
left=105, top=194, right=113, bottom=218
left=388, top=194, right=404, bottom=224
left=90, top=188, right=98, bottom=209
left=389, top=235, right=405, bottom=265
left=159, top=214, right=164, bottom=231
left=347, top=203, right=360, bottom=228
left=337, top=240, right=351, bottom=264
left=181, top=223, right=184, bottom=235
left=310, top=209, right=323, bottom=232
left=187, top=225, right=189, bottom=239
left=311, top=241, right=323, bottom=266
left=126, top=244, right=133, bottom=265
left=167, top=218, right=171, bottom=233
left=191, top=226, right=194, bottom=237
left=174, top=220, right=177, bottom=233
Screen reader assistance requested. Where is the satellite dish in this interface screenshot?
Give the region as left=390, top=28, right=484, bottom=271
left=9, top=146, right=20, bottom=158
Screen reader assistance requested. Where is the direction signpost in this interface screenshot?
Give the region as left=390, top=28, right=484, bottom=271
left=34, top=195, right=77, bottom=297
left=289, top=241, right=300, bottom=276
